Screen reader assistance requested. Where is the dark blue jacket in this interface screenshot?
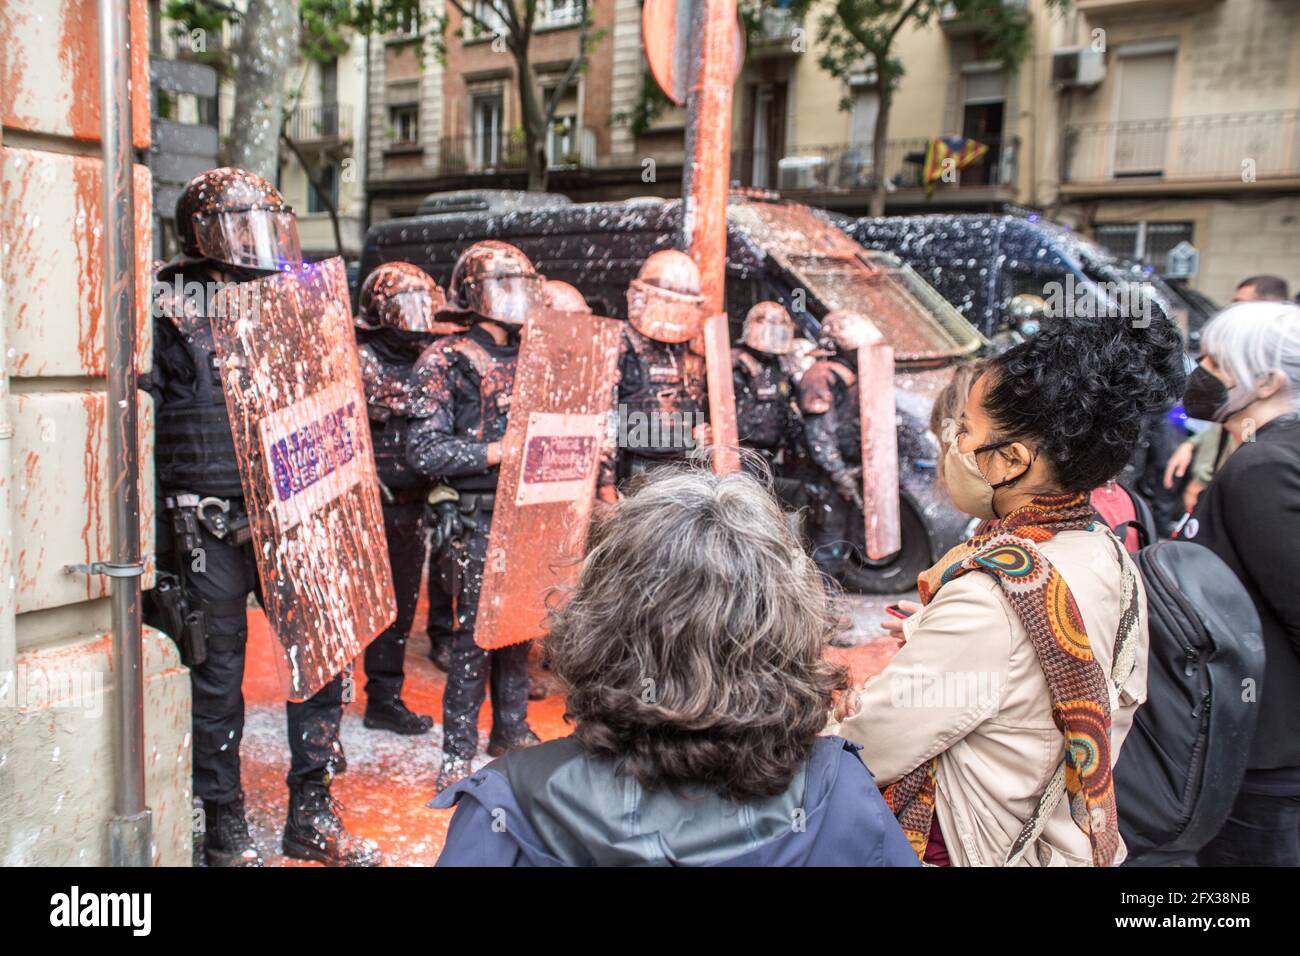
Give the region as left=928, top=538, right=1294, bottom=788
left=432, top=735, right=919, bottom=867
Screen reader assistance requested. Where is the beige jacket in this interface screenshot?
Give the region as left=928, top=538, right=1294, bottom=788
left=828, top=526, right=1149, bottom=867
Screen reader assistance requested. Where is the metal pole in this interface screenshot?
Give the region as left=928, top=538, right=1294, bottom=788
left=99, top=0, right=151, bottom=867
left=682, top=0, right=740, bottom=474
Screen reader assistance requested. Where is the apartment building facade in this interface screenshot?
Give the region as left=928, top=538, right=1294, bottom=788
left=366, top=0, right=662, bottom=220
left=361, top=0, right=1297, bottom=303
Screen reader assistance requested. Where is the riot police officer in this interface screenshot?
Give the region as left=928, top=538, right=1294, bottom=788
left=733, top=301, right=804, bottom=493
left=356, top=261, right=463, bottom=734
left=608, top=250, right=709, bottom=486
left=144, top=168, right=379, bottom=866
left=406, top=240, right=543, bottom=792
left=799, top=309, right=879, bottom=582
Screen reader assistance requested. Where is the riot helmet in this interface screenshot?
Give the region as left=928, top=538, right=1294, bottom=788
left=357, top=261, right=449, bottom=333
left=175, top=167, right=302, bottom=272
left=818, top=309, right=882, bottom=353
left=626, top=250, right=704, bottom=344
left=741, top=301, right=796, bottom=355
left=543, top=279, right=592, bottom=315
left=448, top=240, right=544, bottom=326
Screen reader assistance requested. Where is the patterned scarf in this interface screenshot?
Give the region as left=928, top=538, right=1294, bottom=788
left=885, top=492, right=1133, bottom=867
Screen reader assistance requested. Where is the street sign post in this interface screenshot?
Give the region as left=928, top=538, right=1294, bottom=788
left=644, top=0, right=744, bottom=474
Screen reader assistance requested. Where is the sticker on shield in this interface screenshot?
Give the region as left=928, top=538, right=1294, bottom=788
left=211, top=257, right=396, bottom=700
left=516, top=411, right=607, bottom=507
left=475, top=308, right=622, bottom=650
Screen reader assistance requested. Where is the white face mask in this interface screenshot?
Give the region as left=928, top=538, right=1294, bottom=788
left=942, top=439, right=1027, bottom=520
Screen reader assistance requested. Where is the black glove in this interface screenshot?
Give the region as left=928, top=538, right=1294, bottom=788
left=428, top=500, right=465, bottom=553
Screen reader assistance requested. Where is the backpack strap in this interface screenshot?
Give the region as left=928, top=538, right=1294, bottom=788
left=1002, top=528, right=1141, bottom=866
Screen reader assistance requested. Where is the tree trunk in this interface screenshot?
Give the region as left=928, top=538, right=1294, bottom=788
left=870, top=83, right=892, bottom=217
left=514, top=50, right=550, bottom=192
left=229, top=0, right=300, bottom=181
left=280, top=132, right=344, bottom=256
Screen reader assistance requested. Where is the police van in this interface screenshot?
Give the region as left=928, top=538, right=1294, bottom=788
left=360, top=192, right=984, bottom=594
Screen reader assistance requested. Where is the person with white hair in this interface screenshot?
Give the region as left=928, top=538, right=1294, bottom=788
left=1180, top=300, right=1300, bottom=866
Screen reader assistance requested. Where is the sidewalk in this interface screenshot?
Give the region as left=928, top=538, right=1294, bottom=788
left=237, top=590, right=906, bottom=866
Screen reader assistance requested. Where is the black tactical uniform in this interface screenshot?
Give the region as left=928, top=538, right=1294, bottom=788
left=407, top=322, right=533, bottom=771
left=146, top=263, right=349, bottom=858
left=357, top=325, right=439, bottom=732
left=143, top=165, right=378, bottom=868
left=612, top=325, right=709, bottom=481
left=733, top=343, right=804, bottom=495
left=799, top=352, right=865, bottom=579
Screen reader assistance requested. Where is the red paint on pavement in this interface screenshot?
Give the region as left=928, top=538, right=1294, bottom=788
left=240, top=589, right=899, bottom=866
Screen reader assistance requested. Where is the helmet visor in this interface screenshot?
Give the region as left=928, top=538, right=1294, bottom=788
left=193, top=209, right=302, bottom=271
left=746, top=320, right=795, bottom=355
left=384, top=289, right=447, bottom=332
left=627, top=280, right=702, bottom=343
left=464, top=274, right=545, bottom=326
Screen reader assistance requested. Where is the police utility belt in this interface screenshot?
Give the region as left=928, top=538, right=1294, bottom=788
left=165, top=493, right=253, bottom=547
left=154, top=493, right=253, bottom=668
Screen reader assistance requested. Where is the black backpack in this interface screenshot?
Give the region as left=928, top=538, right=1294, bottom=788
left=1113, top=536, right=1264, bottom=865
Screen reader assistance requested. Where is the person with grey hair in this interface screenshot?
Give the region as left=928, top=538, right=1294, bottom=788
left=1180, top=300, right=1300, bottom=866
left=431, top=463, right=918, bottom=867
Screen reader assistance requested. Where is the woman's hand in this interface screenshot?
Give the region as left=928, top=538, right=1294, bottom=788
left=880, top=600, right=921, bottom=641
left=1183, top=477, right=1206, bottom=515
left=833, top=687, right=861, bottom=722
left=1163, top=440, right=1195, bottom=489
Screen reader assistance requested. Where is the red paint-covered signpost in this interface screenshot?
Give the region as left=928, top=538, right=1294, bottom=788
left=211, top=258, right=395, bottom=700
left=644, top=0, right=743, bottom=475
left=856, top=324, right=902, bottom=560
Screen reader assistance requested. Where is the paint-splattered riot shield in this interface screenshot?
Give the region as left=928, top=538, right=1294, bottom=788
left=701, top=312, right=740, bottom=474
left=210, top=258, right=396, bottom=700
left=858, top=331, right=901, bottom=560
left=474, top=308, right=622, bottom=651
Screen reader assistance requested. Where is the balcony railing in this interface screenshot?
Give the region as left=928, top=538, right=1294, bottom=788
left=1062, top=110, right=1300, bottom=184
left=286, top=103, right=353, bottom=143
left=435, top=128, right=597, bottom=175
left=733, top=139, right=1015, bottom=193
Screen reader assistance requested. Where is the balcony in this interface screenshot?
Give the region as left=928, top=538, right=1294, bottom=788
left=1062, top=110, right=1300, bottom=191
left=1075, top=0, right=1221, bottom=17
left=435, top=128, right=597, bottom=175
left=750, top=8, right=805, bottom=58
left=733, top=138, right=1016, bottom=200
left=285, top=103, right=353, bottom=144
left=939, top=0, right=1028, bottom=37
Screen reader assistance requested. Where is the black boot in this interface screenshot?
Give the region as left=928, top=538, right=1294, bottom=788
left=364, top=697, right=434, bottom=735
left=202, top=793, right=263, bottom=867
left=282, top=777, right=382, bottom=867
left=486, top=725, right=541, bottom=758
left=429, top=636, right=451, bottom=673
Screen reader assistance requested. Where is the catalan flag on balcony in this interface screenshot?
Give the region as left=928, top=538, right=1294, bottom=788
left=923, top=137, right=989, bottom=196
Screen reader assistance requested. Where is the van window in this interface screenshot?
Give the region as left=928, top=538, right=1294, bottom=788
left=777, top=251, right=983, bottom=363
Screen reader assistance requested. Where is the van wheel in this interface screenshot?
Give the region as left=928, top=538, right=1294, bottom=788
left=839, top=500, right=931, bottom=596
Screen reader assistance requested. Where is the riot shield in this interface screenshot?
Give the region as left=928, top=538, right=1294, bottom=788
left=211, top=257, right=396, bottom=700
left=474, top=308, right=622, bottom=651
left=701, top=311, right=740, bottom=474
left=858, top=335, right=902, bottom=560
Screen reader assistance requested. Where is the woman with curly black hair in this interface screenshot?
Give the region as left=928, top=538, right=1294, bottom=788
left=830, top=312, right=1186, bottom=867
left=432, top=463, right=918, bottom=867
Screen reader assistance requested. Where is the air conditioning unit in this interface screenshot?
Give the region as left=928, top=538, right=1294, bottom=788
left=1051, top=47, right=1106, bottom=88
left=777, top=156, right=826, bottom=190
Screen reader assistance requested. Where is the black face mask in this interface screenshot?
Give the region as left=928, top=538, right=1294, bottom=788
left=1183, top=365, right=1232, bottom=422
